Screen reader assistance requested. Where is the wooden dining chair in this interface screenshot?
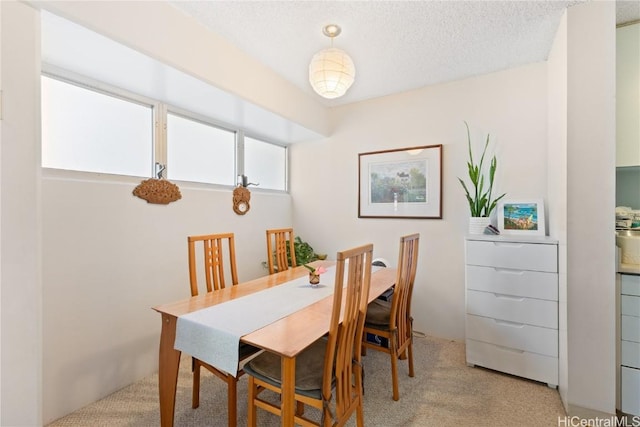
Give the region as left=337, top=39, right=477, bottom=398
left=244, top=243, right=374, bottom=427
left=362, top=233, right=420, bottom=401
left=265, top=227, right=297, bottom=274
left=187, top=232, right=260, bottom=426
left=188, top=232, right=239, bottom=296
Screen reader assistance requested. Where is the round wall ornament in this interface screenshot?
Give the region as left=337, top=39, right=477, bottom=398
left=232, top=186, right=251, bottom=215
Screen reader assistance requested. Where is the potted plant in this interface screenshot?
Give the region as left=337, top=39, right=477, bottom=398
left=262, top=236, right=327, bottom=271
left=458, top=121, right=506, bottom=234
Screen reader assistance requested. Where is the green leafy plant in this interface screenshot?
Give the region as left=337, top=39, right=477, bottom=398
left=262, top=236, right=325, bottom=271
left=458, top=121, right=506, bottom=217
left=292, top=236, right=317, bottom=265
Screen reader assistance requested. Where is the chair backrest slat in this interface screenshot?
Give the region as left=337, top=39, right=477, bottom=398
left=187, top=232, right=238, bottom=296
left=265, top=228, right=297, bottom=274
left=322, top=243, right=373, bottom=421
left=390, top=233, right=420, bottom=346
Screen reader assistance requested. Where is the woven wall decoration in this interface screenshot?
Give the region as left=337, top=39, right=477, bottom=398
left=133, top=178, right=182, bottom=204
left=232, top=185, right=251, bottom=215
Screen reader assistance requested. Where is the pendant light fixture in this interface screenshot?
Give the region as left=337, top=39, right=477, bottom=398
left=308, top=24, right=356, bottom=99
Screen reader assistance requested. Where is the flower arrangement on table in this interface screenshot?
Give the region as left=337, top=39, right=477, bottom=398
left=303, top=264, right=327, bottom=286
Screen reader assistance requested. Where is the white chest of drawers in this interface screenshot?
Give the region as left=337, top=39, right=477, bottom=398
left=620, top=273, right=640, bottom=416
left=465, top=235, right=559, bottom=387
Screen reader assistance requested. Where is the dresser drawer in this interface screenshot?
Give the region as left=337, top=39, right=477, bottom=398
left=466, top=240, right=557, bottom=272
left=466, top=314, right=557, bottom=357
left=466, top=339, right=558, bottom=386
left=622, top=315, right=640, bottom=343
left=622, top=274, right=640, bottom=297
left=467, top=290, right=557, bottom=329
left=622, top=295, right=640, bottom=317
left=622, top=340, right=640, bottom=369
left=621, top=366, right=640, bottom=416
left=466, top=265, right=557, bottom=300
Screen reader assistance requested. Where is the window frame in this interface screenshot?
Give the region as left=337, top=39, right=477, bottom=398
left=241, top=132, right=289, bottom=192
left=165, top=106, right=238, bottom=186
left=42, top=66, right=161, bottom=178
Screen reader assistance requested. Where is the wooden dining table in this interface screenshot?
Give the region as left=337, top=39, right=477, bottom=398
left=153, top=260, right=397, bottom=427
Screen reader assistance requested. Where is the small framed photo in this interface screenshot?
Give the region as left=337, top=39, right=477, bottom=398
left=358, top=144, right=442, bottom=219
left=497, top=199, right=546, bottom=236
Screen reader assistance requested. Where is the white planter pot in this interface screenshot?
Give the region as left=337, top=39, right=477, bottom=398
left=468, top=217, right=490, bottom=235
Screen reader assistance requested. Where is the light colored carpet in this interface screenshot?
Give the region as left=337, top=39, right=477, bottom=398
left=47, top=334, right=566, bottom=426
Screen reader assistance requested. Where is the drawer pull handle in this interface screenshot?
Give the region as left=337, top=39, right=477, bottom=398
left=493, top=268, right=525, bottom=275
left=493, top=293, right=525, bottom=301
left=492, top=242, right=524, bottom=248
left=493, top=319, right=525, bottom=328
left=493, top=343, right=525, bottom=354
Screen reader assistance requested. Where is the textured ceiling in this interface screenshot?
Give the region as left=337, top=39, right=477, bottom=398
left=170, top=1, right=640, bottom=107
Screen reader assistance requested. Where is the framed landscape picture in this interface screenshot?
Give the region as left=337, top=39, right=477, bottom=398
left=358, top=144, right=442, bottom=219
left=497, top=199, right=546, bottom=236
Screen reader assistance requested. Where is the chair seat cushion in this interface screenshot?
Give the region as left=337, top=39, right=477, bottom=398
left=245, top=339, right=327, bottom=398
left=365, top=299, right=392, bottom=327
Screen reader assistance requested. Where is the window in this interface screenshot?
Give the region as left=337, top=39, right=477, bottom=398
left=244, top=136, right=287, bottom=191
left=166, top=113, right=236, bottom=186
left=41, top=75, right=154, bottom=177
left=41, top=73, right=289, bottom=191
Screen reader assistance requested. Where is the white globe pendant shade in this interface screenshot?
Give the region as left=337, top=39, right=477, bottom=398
left=308, top=47, right=356, bottom=99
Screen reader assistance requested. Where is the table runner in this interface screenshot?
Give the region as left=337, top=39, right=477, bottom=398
left=174, top=266, right=337, bottom=376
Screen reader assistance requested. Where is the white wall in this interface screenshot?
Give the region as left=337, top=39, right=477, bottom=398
left=547, top=3, right=617, bottom=417
left=41, top=172, right=292, bottom=422
left=616, top=22, right=640, bottom=167
left=290, top=63, right=549, bottom=340
left=547, top=8, right=569, bottom=410
left=565, top=1, right=617, bottom=416
left=36, top=0, right=329, bottom=138
left=0, top=2, right=42, bottom=425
